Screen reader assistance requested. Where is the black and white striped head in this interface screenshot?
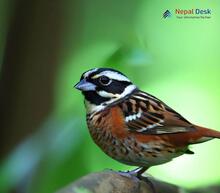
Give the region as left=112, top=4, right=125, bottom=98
left=75, top=68, right=138, bottom=112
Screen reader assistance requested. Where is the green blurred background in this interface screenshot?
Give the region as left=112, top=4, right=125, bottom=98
left=0, top=0, right=220, bottom=193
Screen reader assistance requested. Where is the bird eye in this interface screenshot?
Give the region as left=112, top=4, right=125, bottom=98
left=99, top=76, right=111, bottom=86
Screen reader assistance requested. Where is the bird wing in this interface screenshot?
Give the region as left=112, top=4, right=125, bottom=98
left=120, top=90, right=195, bottom=134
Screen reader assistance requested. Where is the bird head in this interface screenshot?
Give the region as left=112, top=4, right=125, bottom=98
left=75, top=68, right=138, bottom=113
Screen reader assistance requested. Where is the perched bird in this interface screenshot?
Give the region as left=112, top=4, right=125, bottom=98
left=75, top=68, right=220, bottom=177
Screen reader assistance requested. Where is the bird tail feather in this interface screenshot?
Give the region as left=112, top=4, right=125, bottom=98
left=192, top=125, right=220, bottom=144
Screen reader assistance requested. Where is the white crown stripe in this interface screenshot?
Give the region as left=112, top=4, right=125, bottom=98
left=98, top=71, right=130, bottom=82
left=83, top=68, right=98, bottom=78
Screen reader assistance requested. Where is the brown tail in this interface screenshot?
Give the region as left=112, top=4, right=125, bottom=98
left=199, top=126, right=220, bottom=138
left=192, top=125, right=220, bottom=144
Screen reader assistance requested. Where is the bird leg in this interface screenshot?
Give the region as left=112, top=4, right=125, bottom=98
left=135, top=166, right=149, bottom=177
left=118, top=167, right=156, bottom=193
left=118, top=166, right=148, bottom=178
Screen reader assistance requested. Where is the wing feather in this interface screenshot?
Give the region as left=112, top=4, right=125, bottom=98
left=120, top=90, right=195, bottom=134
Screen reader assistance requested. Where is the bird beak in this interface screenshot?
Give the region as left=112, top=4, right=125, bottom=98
left=74, top=79, right=96, bottom=91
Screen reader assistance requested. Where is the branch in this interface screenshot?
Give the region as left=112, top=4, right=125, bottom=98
left=55, top=170, right=220, bottom=193
left=55, top=170, right=178, bottom=193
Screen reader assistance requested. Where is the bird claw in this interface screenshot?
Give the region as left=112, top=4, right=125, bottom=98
left=117, top=167, right=147, bottom=178
left=117, top=170, right=140, bottom=183
left=117, top=169, right=157, bottom=193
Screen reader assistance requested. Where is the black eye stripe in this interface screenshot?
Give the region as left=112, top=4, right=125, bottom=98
left=96, top=80, right=131, bottom=94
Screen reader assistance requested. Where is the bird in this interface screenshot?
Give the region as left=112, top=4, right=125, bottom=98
left=74, top=67, right=220, bottom=177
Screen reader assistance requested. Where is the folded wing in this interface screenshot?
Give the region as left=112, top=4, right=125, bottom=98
left=120, top=91, right=195, bottom=134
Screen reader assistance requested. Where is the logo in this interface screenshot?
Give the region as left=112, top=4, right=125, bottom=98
left=163, top=10, right=172, bottom=18
left=163, top=8, right=212, bottom=19
left=175, top=9, right=211, bottom=19
left=175, top=9, right=211, bottom=15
